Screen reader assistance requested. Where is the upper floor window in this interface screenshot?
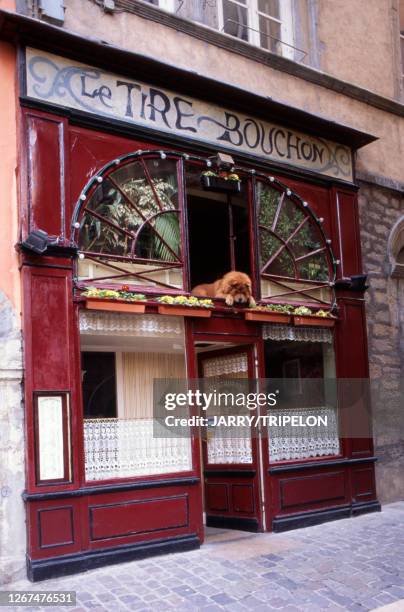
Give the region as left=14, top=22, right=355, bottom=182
left=143, top=0, right=297, bottom=59
left=219, top=0, right=294, bottom=58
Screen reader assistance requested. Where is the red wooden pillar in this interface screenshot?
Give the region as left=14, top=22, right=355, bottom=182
left=21, top=257, right=86, bottom=572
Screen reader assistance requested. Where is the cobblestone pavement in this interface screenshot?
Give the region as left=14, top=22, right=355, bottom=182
left=6, top=502, right=404, bottom=611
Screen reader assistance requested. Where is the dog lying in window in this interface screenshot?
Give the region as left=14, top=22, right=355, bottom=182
left=191, top=271, right=256, bottom=307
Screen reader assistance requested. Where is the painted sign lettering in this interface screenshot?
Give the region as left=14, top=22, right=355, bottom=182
left=25, top=48, right=353, bottom=181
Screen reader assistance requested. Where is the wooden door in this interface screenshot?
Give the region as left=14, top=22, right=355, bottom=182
left=199, top=347, right=263, bottom=532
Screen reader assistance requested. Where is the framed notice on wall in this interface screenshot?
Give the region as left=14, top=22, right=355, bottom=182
left=34, top=393, right=72, bottom=484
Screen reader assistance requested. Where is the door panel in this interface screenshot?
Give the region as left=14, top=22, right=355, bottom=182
left=199, top=347, right=263, bottom=532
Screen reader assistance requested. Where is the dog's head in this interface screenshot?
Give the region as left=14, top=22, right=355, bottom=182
left=222, top=271, right=253, bottom=305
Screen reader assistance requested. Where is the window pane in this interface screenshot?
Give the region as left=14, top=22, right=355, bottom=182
left=223, top=0, right=248, bottom=41
left=111, top=158, right=178, bottom=214
left=265, top=246, right=295, bottom=277
left=259, top=15, right=281, bottom=52
left=264, top=338, right=340, bottom=462
left=259, top=229, right=281, bottom=267
left=258, top=0, right=280, bottom=18
left=78, top=211, right=133, bottom=257
left=288, top=221, right=323, bottom=258
left=298, top=251, right=330, bottom=282
left=81, top=317, right=192, bottom=481
left=77, top=156, right=183, bottom=290
left=135, top=211, right=181, bottom=261
left=82, top=352, right=117, bottom=419
left=256, top=180, right=331, bottom=286
left=257, top=183, right=281, bottom=227
left=274, top=197, right=306, bottom=242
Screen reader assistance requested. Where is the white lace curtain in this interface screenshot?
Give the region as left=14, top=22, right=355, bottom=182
left=84, top=418, right=192, bottom=481
left=268, top=406, right=340, bottom=462
left=263, top=324, right=333, bottom=343
left=202, top=354, right=248, bottom=378
left=79, top=311, right=184, bottom=337
left=203, top=352, right=253, bottom=464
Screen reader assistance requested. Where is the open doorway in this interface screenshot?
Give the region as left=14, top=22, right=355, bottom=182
left=185, top=164, right=251, bottom=289
left=194, top=339, right=263, bottom=532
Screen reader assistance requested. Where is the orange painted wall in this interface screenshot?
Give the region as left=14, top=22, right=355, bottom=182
left=0, top=40, right=20, bottom=310
left=0, top=1, right=16, bottom=10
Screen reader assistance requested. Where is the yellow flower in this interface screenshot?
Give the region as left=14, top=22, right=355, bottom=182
left=104, top=290, right=120, bottom=298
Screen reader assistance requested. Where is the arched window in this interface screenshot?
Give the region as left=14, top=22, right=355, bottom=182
left=72, top=150, right=336, bottom=304
left=388, top=216, right=404, bottom=278
left=72, top=152, right=184, bottom=291
left=255, top=179, right=335, bottom=305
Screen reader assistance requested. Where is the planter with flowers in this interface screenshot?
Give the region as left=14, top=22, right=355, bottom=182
left=201, top=170, right=241, bottom=193
left=156, top=295, right=214, bottom=317
left=293, top=306, right=336, bottom=328
left=82, top=286, right=147, bottom=313
left=245, top=303, right=294, bottom=323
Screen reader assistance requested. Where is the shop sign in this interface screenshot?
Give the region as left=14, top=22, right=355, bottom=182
left=25, top=48, right=353, bottom=181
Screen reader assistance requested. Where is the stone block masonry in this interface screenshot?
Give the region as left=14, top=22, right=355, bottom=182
left=357, top=181, right=404, bottom=504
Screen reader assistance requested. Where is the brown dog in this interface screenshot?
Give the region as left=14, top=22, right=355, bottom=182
left=192, top=271, right=256, bottom=307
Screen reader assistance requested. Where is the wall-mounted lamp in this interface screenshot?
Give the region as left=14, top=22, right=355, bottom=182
left=20, top=230, right=78, bottom=257
left=21, top=229, right=50, bottom=254
left=335, top=274, right=368, bottom=292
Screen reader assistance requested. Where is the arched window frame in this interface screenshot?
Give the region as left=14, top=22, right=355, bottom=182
left=71, top=149, right=337, bottom=305
left=71, top=150, right=189, bottom=293
left=388, top=215, right=404, bottom=278
left=251, top=173, right=337, bottom=307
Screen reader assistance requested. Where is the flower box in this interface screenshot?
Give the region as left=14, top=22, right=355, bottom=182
left=293, top=315, right=336, bottom=328
left=157, top=305, right=212, bottom=317
left=201, top=175, right=241, bottom=193
left=245, top=310, right=291, bottom=324
left=85, top=298, right=146, bottom=314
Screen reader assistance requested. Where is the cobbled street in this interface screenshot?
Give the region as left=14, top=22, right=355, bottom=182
left=6, top=502, right=404, bottom=612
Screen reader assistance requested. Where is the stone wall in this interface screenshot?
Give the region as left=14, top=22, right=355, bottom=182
left=0, top=291, right=25, bottom=585
left=358, top=181, right=404, bottom=503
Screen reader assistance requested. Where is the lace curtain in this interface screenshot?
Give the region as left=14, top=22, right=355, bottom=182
left=268, top=406, right=340, bottom=462
left=79, top=311, right=184, bottom=337
left=202, top=354, right=248, bottom=378
left=84, top=418, right=192, bottom=481
left=263, top=324, right=333, bottom=343
left=203, top=352, right=253, bottom=464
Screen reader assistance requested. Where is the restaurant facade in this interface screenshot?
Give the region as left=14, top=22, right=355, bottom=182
left=1, top=0, right=403, bottom=584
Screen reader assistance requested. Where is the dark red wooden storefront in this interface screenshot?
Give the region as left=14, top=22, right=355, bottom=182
left=13, top=38, right=379, bottom=580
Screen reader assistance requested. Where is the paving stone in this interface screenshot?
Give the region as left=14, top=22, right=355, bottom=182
left=211, top=592, right=237, bottom=605
left=5, top=502, right=404, bottom=612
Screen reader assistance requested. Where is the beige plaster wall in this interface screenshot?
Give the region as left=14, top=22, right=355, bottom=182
left=317, top=0, right=400, bottom=99
left=62, top=0, right=404, bottom=185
